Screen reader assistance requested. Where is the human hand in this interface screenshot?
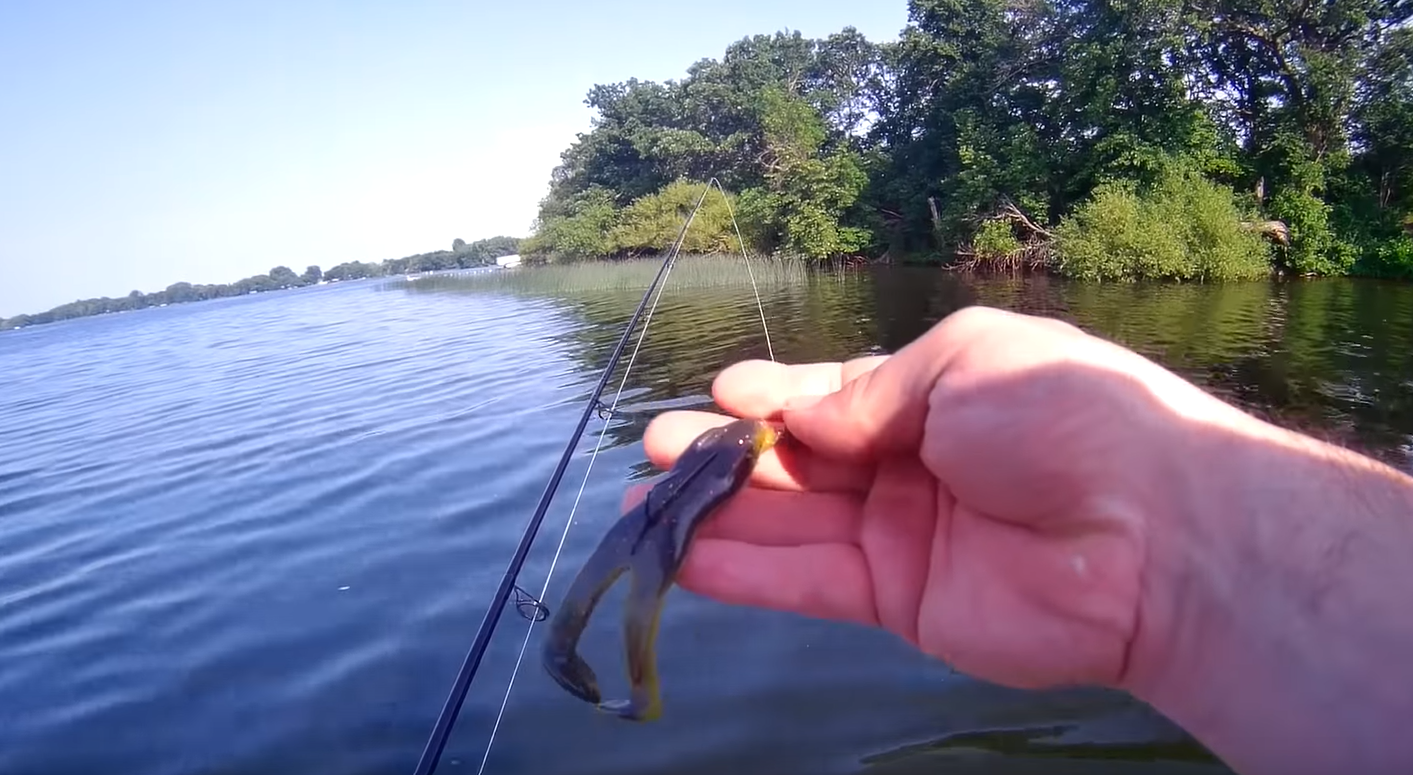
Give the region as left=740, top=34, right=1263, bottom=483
left=636, top=305, right=1240, bottom=693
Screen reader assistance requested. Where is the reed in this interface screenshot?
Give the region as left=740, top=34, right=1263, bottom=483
left=402, top=254, right=848, bottom=298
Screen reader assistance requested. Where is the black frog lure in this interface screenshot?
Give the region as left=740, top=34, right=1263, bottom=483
left=540, top=417, right=780, bottom=721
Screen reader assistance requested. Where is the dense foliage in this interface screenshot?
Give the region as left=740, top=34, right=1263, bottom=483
left=1, top=236, right=520, bottom=331
left=1054, top=162, right=1273, bottom=281
left=522, top=0, right=1413, bottom=283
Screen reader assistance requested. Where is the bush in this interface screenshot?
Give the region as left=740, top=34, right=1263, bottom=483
left=1054, top=166, right=1272, bottom=281
left=610, top=180, right=741, bottom=255
left=521, top=180, right=752, bottom=260
left=1269, top=189, right=1358, bottom=276
left=1354, top=236, right=1413, bottom=280
left=520, top=187, right=621, bottom=260
left=971, top=218, right=1023, bottom=261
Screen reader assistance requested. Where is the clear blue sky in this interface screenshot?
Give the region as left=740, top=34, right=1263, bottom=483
left=0, top=1, right=909, bottom=318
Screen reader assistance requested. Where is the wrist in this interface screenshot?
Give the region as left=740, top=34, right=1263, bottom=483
left=1124, top=400, right=1413, bottom=775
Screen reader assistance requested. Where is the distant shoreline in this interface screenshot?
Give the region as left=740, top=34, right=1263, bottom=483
left=0, top=237, right=521, bottom=332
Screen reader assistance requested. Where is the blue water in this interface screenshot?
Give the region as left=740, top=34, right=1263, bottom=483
left=1, top=281, right=593, bottom=774
left=16, top=269, right=1400, bottom=774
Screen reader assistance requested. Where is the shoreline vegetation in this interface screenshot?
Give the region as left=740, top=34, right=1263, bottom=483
left=399, top=252, right=829, bottom=298
left=0, top=237, right=520, bottom=332
left=519, top=0, right=1412, bottom=281
left=8, top=0, right=1411, bottom=332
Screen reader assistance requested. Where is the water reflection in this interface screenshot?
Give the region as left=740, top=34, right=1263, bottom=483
left=397, top=263, right=1412, bottom=775
left=862, top=269, right=1412, bottom=472
left=861, top=723, right=1226, bottom=775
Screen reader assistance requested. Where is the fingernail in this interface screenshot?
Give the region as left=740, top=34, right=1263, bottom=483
left=784, top=394, right=822, bottom=412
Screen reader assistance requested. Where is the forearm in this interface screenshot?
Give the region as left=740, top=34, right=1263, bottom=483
left=1128, top=413, right=1413, bottom=775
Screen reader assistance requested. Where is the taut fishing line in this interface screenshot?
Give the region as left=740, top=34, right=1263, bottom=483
left=411, top=177, right=775, bottom=775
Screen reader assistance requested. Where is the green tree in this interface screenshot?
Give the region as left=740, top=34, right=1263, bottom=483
left=269, top=266, right=301, bottom=287
left=524, top=29, right=884, bottom=261
left=737, top=86, right=871, bottom=258
left=165, top=282, right=197, bottom=303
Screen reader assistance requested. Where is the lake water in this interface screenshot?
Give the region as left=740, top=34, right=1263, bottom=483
left=2, top=264, right=1410, bottom=775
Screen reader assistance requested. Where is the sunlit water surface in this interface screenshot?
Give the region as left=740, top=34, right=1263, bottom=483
left=2, top=266, right=1410, bottom=775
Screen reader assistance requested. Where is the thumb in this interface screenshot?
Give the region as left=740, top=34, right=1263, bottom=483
left=780, top=306, right=1044, bottom=461
left=782, top=326, right=955, bottom=462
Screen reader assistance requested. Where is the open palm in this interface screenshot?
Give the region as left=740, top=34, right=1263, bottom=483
left=637, top=307, right=1178, bottom=692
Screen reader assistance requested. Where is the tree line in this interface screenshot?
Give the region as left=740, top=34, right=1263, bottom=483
left=0, top=236, right=520, bottom=331
left=520, top=0, right=1413, bottom=283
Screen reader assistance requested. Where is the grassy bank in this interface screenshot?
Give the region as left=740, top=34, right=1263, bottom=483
left=396, top=253, right=851, bottom=298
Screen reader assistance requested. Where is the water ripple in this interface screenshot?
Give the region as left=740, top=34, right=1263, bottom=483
left=1, top=271, right=1408, bottom=774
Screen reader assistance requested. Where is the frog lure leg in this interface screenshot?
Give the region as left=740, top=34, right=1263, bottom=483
left=541, top=417, right=780, bottom=721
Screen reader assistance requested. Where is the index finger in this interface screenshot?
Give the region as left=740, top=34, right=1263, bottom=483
left=644, top=409, right=874, bottom=492
left=712, top=356, right=891, bottom=419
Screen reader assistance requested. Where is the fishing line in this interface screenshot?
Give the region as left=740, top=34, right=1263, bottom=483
left=470, top=178, right=776, bottom=774
left=468, top=194, right=700, bottom=775
left=708, top=176, right=774, bottom=362
left=411, top=178, right=773, bottom=775
left=409, top=193, right=701, bottom=775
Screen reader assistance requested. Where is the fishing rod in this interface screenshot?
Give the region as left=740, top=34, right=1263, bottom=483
left=409, top=184, right=718, bottom=775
